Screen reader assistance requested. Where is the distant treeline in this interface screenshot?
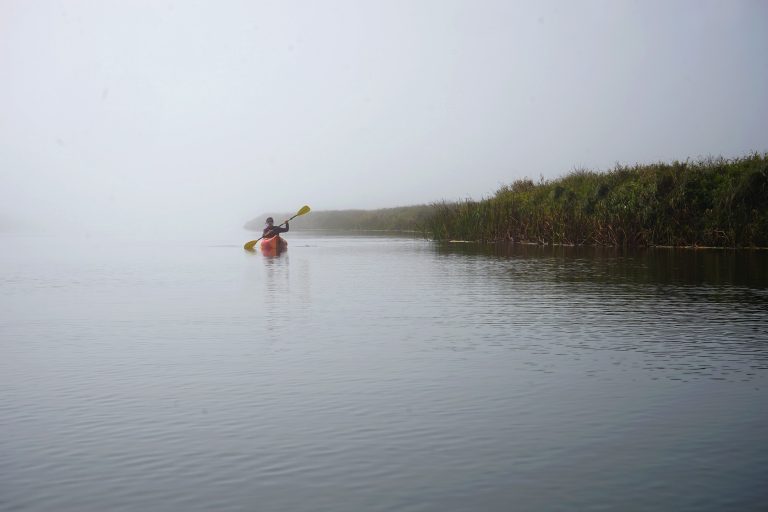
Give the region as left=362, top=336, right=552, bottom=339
left=427, top=154, right=768, bottom=247
left=244, top=205, right=433, bottom=233
left=244, top=153, right=768, bottom=247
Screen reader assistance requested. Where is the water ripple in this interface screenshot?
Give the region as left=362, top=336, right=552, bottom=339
left=1, top=234, right=767, bottom=511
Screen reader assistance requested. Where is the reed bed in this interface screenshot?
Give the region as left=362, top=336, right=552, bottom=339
left=425, top=154, right=768, bottom=247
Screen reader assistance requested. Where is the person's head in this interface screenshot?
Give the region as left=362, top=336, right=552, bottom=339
left=266, top=217, right=274, bottom=226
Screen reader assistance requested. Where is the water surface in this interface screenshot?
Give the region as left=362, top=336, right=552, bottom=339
left=2, top=233, right=767, bottom=511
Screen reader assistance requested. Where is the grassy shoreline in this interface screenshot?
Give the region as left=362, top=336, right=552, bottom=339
left=427, top=154, right=768, bottom=248
left=246, top=154, right=768, bottom=248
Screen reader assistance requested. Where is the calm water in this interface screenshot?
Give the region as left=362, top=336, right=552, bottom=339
left=2, top=232, right=767, bottom=512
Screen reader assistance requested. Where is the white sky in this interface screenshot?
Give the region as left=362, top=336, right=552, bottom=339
left=1, top=0, right=767, bottom=235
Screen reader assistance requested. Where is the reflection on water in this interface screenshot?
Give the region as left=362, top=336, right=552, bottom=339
left=1, top=233, right=767, bottom=512
left=430, top=242, right=768, bottom=381
left=436, top=242, right=768, bottom=288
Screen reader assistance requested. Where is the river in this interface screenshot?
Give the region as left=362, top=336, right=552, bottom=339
left=1, top=232, right=767, bottom=511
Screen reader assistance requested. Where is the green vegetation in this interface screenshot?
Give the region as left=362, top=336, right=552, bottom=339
left=245, top=205, right=433, bottom=233
left=244, top=154, right=768, bottom=248
left=426, top=154, right=768, bottom=247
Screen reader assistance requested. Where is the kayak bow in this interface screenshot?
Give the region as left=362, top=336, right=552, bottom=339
left=260, top=235, right=288, bottom=255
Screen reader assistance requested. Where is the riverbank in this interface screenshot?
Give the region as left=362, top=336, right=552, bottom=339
left=245, top=154, right=767, bottom=248
left=426, top=154, right=767, bottom=248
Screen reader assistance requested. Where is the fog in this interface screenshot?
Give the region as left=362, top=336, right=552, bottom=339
left=1, top=0, right=766, bottom=236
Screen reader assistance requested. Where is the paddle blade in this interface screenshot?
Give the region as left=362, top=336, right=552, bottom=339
left=244, top=240, right=259, bottom=251
left=296, top=205, right=311, bottom=217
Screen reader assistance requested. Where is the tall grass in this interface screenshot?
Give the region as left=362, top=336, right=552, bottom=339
left=425, top=154, right=768, bottom=247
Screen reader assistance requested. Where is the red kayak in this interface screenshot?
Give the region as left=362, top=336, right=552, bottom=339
left=260, top=235, right=287, bottom=255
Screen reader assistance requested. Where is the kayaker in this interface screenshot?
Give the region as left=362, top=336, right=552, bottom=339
left=263, top=217, right=289, bottom=238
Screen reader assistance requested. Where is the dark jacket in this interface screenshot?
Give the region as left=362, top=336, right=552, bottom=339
left=263, top=222, right=289, bottom=238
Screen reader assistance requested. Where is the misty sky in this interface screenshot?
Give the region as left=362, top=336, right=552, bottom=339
left=2, top=0, right=767, bottom=235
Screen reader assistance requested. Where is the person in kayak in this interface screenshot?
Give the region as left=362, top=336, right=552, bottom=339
left=263, top=216, right=289, bottom=238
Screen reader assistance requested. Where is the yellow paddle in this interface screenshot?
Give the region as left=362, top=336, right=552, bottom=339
left=244, top=205, right=311, bottom=251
